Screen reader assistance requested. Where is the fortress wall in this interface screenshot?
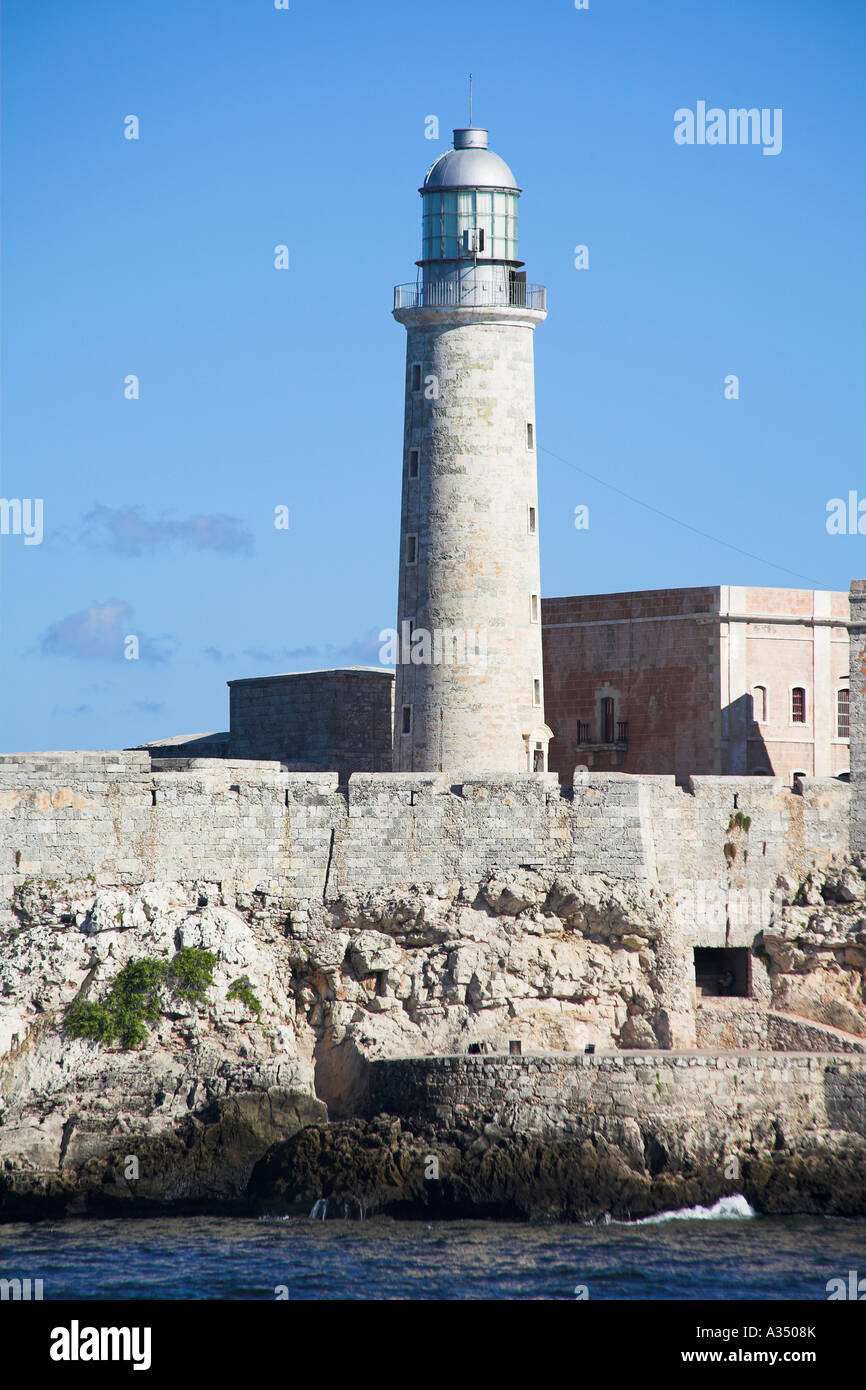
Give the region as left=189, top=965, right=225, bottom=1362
left=639, top=774, right=849, bottom=946
left=0, top=754, right=345, bottom=906
left=0, top=756, right=850, bottom=920
left=0, top=752, right=153, bottom=885
left=148, top=766, right=344, bottom=900
left=367, top=1051, right=866, bottom=1149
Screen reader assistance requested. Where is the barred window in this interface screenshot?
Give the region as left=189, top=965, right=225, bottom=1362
left=837, top=688, right=850, bottom=739
left=791, top=687, right=806, bottom=724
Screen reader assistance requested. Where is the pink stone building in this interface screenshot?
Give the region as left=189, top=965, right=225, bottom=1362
left=542, top=586, right=850, bottom=785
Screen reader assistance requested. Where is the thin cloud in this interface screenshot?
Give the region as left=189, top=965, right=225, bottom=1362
left=78, top=506, right=254, bottom=556
left=230, top=631, right=390, bottom=671
left=41, top=600, right=171, bottom=662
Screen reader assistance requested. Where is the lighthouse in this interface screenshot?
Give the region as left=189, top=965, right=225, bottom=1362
left=392, top=123, right=551, bottom=773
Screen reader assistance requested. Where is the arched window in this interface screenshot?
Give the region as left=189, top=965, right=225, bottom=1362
left=752, top=685, right=767, bottom=723
left=837, top=688, right=850, bottom=739
left=791, top=687, right=806, bottom=724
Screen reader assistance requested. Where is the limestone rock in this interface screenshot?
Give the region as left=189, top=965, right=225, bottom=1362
left=619, top=1015, right=658, bottom=1049
left=348, top=931, right=402, bottom=977
left=480, top=871, right=546, bottom=916
left=837, top=870, right=865, bottom=903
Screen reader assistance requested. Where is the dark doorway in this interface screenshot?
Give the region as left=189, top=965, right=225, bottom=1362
left=601, top=697, right=615, bottom=743
left=693, top=947, right=751, bottom=998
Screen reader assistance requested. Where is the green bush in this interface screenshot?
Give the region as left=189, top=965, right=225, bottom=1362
left=227, top=975, right=262, bottom=1018
left=65, top=999, right=114, bottom=1045
left=64, top=949, right=216, bottom=1050
left=168, top=947, right=216, bottom=1001
left=106, top=957, right=167, bottom=1047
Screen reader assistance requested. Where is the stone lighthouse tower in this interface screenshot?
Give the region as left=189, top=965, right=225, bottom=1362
left=392, top=123, right=551, bottom=774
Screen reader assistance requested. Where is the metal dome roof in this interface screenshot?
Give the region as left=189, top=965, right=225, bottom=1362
left=422, top=128, right=520, bottom=192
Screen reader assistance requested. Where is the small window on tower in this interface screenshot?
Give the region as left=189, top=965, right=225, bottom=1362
left=533, top=678, right=541, bottom=706
left=411, top=363, right=422, bottom=391
left=406, top=534, right=417, bottom=565
left=528, top=505, right=537, bottom=535
left=530, top=593, right=539, bottom=623
left=526, top=422, right=534, bottom=450
left=402, top=705, right=412, bottom=736
left=409, top=449, right=420, bottom=478
left=837, top=688, right=850, bottom=739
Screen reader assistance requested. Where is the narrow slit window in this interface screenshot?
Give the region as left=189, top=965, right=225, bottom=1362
left=526, top=422, right=534, bottom=450
left=527, top=505, right=537, bottom=535
left=406, top=534, right=417, bottom=565
left=530, top=593, right=539, bottom=623
left=792, top=687, right=806, bottom=724
left=533, top=678, right=541, bottom=706
left=402, top=705, right=412, bottom=735
left=411, top=363, right=422, bottom=391
left=408, top=448, right=420, bottom=478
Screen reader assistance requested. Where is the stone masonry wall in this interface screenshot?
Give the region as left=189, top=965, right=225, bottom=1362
left=367, top=1051, right=866, bottom=1151
left=0, top=755, right=849, bottom=935
left=228, top=670, right=394, bottom=777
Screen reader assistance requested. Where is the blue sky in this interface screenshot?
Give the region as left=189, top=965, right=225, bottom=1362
left=2, top=0, right=864, bottom=751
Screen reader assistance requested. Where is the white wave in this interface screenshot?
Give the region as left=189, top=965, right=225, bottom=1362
left=634, top=1194, right=756, bottom=1224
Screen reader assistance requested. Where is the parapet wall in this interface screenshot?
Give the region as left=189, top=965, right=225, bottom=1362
left=0, top=754, right=850, bottom=926
left=367, top=1051, right=866, bottom=1150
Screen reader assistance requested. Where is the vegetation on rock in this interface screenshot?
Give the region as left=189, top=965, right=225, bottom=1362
left=227, top=974, right=262, bottom=1018
left=64, top=948, right=216, bottom=1049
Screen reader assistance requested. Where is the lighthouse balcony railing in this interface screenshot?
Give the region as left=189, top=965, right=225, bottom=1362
left=393, top=282, right=547, bottom=312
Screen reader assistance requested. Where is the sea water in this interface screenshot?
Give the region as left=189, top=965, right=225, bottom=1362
left=1, top=1202, right=864, bottom=1300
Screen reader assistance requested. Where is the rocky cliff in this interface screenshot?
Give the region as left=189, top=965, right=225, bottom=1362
left=2, top=862, right=865, bottom=1219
